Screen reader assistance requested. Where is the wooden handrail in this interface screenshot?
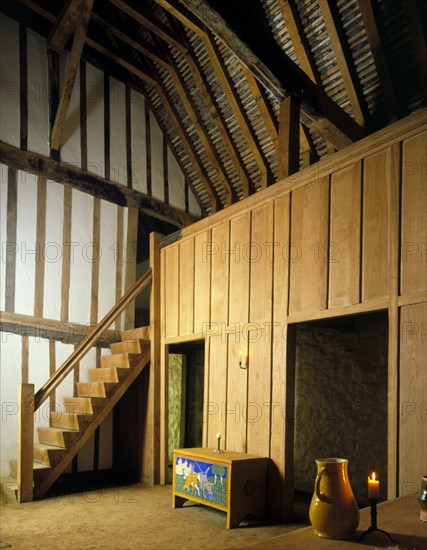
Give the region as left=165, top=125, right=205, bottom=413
left=34, top=268, right=153, bottom=411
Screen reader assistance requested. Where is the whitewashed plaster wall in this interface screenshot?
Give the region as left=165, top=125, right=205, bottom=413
left=0, top=12, right=201, bottom=476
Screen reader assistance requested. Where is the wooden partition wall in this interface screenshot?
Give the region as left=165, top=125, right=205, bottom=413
left=160, top=110, right=427, bottom=519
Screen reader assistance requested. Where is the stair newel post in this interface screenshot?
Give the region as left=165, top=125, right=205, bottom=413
left=142, top=231, right=162, bottom=485
left=17, top=383, right=34, bottom=502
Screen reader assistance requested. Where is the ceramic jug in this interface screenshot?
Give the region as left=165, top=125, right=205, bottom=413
left=419, top=475, right=427, bottom=522
left=309, top=458, right=360, bottom=539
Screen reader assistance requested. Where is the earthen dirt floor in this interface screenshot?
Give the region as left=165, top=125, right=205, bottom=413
left=0, top=484, right=308, bottom=549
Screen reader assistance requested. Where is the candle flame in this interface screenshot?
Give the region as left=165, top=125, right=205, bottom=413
left=371, top=472, right=376, bottom=481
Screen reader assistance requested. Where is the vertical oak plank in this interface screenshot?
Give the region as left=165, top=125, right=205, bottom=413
left=329, top=163, right=362, bottom=307
left=289, top=177, right=329, bottom=314
left=115, top=207, right=124, bottom=331
left=362, top=149, right=390, bottom=301
left=194, top=230, right=211, bottom=335
left=228, top=212, right=250, bottom=326
left=401, top=131, right=427, bottom=295
left=246, top=328, right=271, bottom=458
left=399, top=303, right=427, bottom=495
left=178, top=238, right=194, bottom=336
left=210, top=221, right=229, bottom=327
left=164, top=244, right=179, bottom=338
left=250, top=202, right=274, bottom=324
left=225, top=333, right=248, bottom=453
left=206, top=334, right=227, bottom=448
left=387, top=142, right=400, bottom=499
left=271, top=194, right=292, bottom=520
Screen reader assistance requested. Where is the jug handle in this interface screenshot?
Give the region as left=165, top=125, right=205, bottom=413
left=315, top=468, right=334, bottom=503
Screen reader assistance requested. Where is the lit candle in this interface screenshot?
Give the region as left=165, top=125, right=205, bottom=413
left=239, top=350, right=242, bottom=363
left=216, top=432, right=222, bottom=440
left=368, top=472, right=380, bottom=499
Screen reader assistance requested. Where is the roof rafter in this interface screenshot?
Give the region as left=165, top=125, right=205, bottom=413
left=357, top=0, right=397, bottom=122
left=160, top=0, right=366, bottom=149
left=174, top=21, right=256, bottom=197
left=155, top=36, right=238, bottom=205
left=276, top=0, right=322, bottom=86
left=154, top=0, right=274, bottom=188
left=317, top=0, right=369, bottom=126
left=110, top=0, right=188, bottom=54
left=402, top=0, right=427, bottom=106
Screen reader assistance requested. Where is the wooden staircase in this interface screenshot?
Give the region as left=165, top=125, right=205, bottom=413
left=2, top=328, right=151, bottom=501
left=1, top=267, right=156, bottom=503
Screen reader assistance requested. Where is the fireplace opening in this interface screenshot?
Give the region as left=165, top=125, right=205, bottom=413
left=291, top=311, right=388, bottom=518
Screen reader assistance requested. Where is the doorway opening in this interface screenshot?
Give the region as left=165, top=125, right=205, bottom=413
left=167, top=341, right=205, bottom=480
left=290, top=311, right=389, bottom=519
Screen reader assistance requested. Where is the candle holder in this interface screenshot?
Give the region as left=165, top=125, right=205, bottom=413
left=214, top=437, right=224, bottom=454
left=357, top=498, right=397, bottom=543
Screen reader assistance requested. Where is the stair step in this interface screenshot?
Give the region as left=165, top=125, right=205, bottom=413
left=88, top=366, right=129, bottom=383
left=0, top=476, right=18, bottom=502
left=33, top=462, right=52, bottom=485
left=50, top=411, right=93, bottom=431
left=100, top=352, right=142, bottom=369
left=9, top=459, right=17, bottom=478
left=34, top=443, right=67, bottom=467
left=76, top=382, right=117, bottom=398
left=63, top=397, right=106, bottom=415
left=9, top=460, right=52, bottom=486
left=121, top=326, right=150, bottom=341
left=110, top=339, right=149, bottom=355
left=38, top=426, right=81, bottom=448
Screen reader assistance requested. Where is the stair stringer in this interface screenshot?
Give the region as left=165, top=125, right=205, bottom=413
left=34, top=348, right=151, bottom=500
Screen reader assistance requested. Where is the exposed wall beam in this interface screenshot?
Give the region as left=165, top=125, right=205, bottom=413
left=318, top=0, right=368, bottom=126
left=157, top=0, right=366, bottom=149
left=48, top=0, right=84, bottom=53
left=278, top=96, right=300, bottom=180
left=50, top=0, right=94, bottom=150
left=0, top=140, right=198, bottom=228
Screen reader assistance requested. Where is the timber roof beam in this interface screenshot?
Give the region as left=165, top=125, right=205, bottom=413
left=161, top=0, right=366, bottom=149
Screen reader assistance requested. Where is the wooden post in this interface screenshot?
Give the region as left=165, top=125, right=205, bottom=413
left=278, top=96, right=300, bottom=181
left=141, top=232, right=162, bottom=484
left=17, top=383, right=34, bottom=503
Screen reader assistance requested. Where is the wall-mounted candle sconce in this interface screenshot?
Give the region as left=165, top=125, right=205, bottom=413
left=239, top=350, right=248, bottom=369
